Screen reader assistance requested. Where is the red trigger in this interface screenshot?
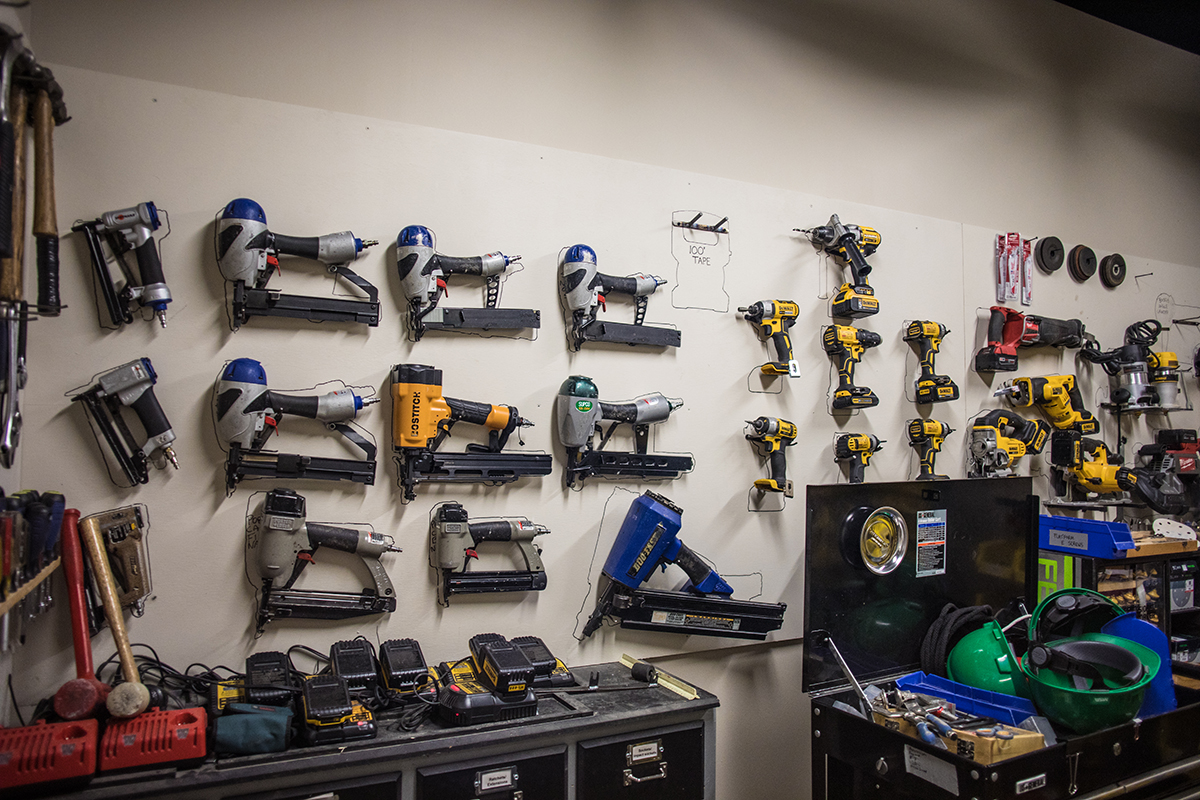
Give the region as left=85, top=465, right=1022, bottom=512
left=598, top=294, right=606, bottom=311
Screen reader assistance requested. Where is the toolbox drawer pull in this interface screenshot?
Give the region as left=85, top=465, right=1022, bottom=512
left=623, top=761, right=668, bottom=785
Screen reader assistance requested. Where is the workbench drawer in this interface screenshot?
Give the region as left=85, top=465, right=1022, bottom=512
left=576, top=721, right=704, bottom=800
left=414, top=744, right=566, bottom=799
left=229, top=773, right=400, bottom=799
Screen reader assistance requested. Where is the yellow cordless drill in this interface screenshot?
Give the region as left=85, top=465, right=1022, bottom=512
left=907, top=419, right=954, bottom=481
left=834, top=433, right=884, bottom=484
left=823, top=325, right=882, bottom=409
left=745, top=416, right=797, bottom=497
left=799, top=214, right=881, bottom=318
left=740, top=300, right=800, bottom=377
left=904, top=321, right=959, bottom=404
left=995, top=375, right=1098, bottom=434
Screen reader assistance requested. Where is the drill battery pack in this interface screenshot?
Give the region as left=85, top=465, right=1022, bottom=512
left=245, top=651, right=295, bottom=707
left=208, top=679, right=246, bottom=716
left=300, top=674, right=376, bottom=746
left=330, top=639, right=379, bottom=693
left=469, top=633, right=534, bottom=696
left=0, top=719, right=98, bottom=789
left=831, top=285, right=877, bottom=319
left=435, top=658, right=538, bottom=727
left=511, top=635, right=576, bottom=689
left=380, top=638, right=430, bottom=694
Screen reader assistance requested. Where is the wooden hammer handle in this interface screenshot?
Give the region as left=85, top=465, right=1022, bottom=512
left=80, top=514, right=141, bottom=686
left=32, top=89, right=52, bottom=237
left=0, top=85, right=25, bottom=302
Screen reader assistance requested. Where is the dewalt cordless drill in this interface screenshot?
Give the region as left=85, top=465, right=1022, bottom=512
left=740, top=301, right=800, bottom=377
left=907, top=419, right=953, bottom=481
left=799, top=214, right=880, bottom=318
left=904, top=321, right=959, bottom=404
left=745, top=417, right=797, bottom=497
left=995, top=375, right=1098, bottom=435
left=834, top=433, right=884, bottom=484
left=823, top=325, right=882, bottom=409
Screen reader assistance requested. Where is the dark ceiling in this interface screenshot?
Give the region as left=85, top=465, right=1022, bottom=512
left=1055, top=1, right=1200, bottom=56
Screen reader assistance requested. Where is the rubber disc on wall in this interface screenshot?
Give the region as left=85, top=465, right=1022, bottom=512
left=1099, top=253, right=1126, bottom=287
left=1068, top=245, right=1097, bottom=282
left=1035, top=236, right=1064, bottom=273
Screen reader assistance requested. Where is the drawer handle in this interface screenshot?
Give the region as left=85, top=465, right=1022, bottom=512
left=623, top=761, right=668, bottom=785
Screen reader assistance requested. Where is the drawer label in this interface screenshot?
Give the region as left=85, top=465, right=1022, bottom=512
left=476, top=767, right=515, bottom=791
left=1048, top=528, right=1087, bottom=552
left=629, top=740, right=661, bottom=764
left=904, top=745, right=959, bottom=796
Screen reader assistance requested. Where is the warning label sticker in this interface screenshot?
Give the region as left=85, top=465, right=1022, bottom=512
left=916, top=510, right=947, bottom=577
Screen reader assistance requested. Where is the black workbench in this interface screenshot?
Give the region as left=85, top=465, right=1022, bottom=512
left=34, top=662, right=719, bottom=800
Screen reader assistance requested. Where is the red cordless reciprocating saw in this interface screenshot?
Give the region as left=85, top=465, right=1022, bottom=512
left=973, top=306, right=1090, bottom=373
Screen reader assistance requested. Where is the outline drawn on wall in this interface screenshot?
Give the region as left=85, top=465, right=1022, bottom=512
left=671, top=211, right=730, bottom=312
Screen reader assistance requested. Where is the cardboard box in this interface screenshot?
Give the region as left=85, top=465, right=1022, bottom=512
left=872, top=708, right=1045, bottom=765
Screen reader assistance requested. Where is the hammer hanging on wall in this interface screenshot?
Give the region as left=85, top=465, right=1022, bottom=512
left=32, top=86, right=59, bottom=315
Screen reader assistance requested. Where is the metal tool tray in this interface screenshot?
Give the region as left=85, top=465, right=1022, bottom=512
left=803, top=478, right=1200, bottom=799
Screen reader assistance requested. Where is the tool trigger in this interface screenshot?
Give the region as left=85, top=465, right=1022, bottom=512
left=465, top=548, right=478, bottom=560
left=597, top=294, right=606, bottom=311
left=436, top=277, right=447, bottom=295
left=298, top=552, right=315, bottom=563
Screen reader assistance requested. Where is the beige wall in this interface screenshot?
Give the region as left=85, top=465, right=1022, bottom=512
left=2, top=3, right=1198, bottom=799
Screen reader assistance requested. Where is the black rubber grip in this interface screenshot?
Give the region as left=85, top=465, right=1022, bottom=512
left=446, top=396, right=494, bottom=426
left=674, top=542, right=715, bottom=589
left=0, top=120, right=13, bottom=259
left=769, top=450, right=787, bottom=484
left=597, top=273, right=639, bottom=295
left=36, top=236, right=60, bottom=313
left=134, top=238, right=165, bottom=287
left=1029, top=317, right=1083, bottom=348
left=987, top=308, right=1006, bottom=344
left=305, top=522, right=361, bottom=554
left=268, top=391, right=320, bottom=419
left=468, top=520, right=514, bottom=542
left=771, top=331, right=792, bottom=363
left=437, top=255, right=485, bottom=276
left=130, top=387, right=173, bottom=439
left=599, top=400, right=638, bottom=424
left=271, top=233, right=320, bottom=260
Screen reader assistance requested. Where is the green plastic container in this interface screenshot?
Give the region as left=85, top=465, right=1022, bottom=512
left=1020, top=632, right=1160, bottom=734
left=947, top=620, right=1031, bottom=699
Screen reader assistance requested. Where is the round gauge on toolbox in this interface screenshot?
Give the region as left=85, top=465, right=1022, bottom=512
left=840, top=505, right=908, bottom=575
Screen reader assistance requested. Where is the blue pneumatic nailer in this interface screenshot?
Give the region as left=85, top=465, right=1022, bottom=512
left=582, top=491, right=786, bottom=640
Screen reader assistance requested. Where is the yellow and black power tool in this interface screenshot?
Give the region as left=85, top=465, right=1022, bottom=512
left=834, top=433, right=884, bottom=484
left=823, top=325, right=883, bottom=409
left=904, top=321, right=959, bottom=404
left=799, top=214, right=881, bottom=318
left=740, top=300, right=800, bottom=377
left=1051, top=430, right=1190, bottom=514
left=967, top=409, right=1050, bottom=478
left=907, top=419, right=954, bottom=481
left=391, top=364, right=553, bottom=502
left=995, top=375, right=1098, bottom=434
left=745, top=416, right=797, bottom=497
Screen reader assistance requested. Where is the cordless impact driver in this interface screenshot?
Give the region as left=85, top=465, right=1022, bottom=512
left=834, top=433, right=884, bottom=484
left=397, top=225, right=538, bottom=340
left=71, top=358, right=178, bottom=485
left=995, top=374, right=1099, bottom=434
left=215, top=358, right=378, bottom=491
left=823, top=325, right=882, bottom=409
left=904, top=321, right=959, bottom=403
left=430, top=502, right=549, bottom=605
left=799, top=214, right=880, bottom=318
left=391, top=364, right=553, bottom=501
left=560, top=244, right=679, bottom=350
left=216, top=198, right=380, bottom=329
left=556, top=375, right=692, bottom=487
left=73, top=202, right=171, bottom=328
left=253, top=488, right=400, bottom=633
left=745, top=416, right=796, bottom=497
left=973, top=306, right=1089, bottom=373
left=739, top=300, right=799, bottom=377
left=907, top=419, right=953, bottom=481
left=582, top=491, right=786, bottom=640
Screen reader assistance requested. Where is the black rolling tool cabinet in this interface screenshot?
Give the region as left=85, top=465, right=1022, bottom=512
left=804, top=478, right=1200, bottom=800
left=30, top=662, right=717, bottom=800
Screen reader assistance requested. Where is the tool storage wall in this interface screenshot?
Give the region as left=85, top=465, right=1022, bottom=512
left=3, top=3, right=1200, bottom=800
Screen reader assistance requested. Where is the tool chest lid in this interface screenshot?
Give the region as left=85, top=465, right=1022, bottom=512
left=803, top=478, right=1037, bottom=695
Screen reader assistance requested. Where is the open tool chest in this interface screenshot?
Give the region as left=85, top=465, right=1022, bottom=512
left=804, top=479, right=1200, bottom=799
